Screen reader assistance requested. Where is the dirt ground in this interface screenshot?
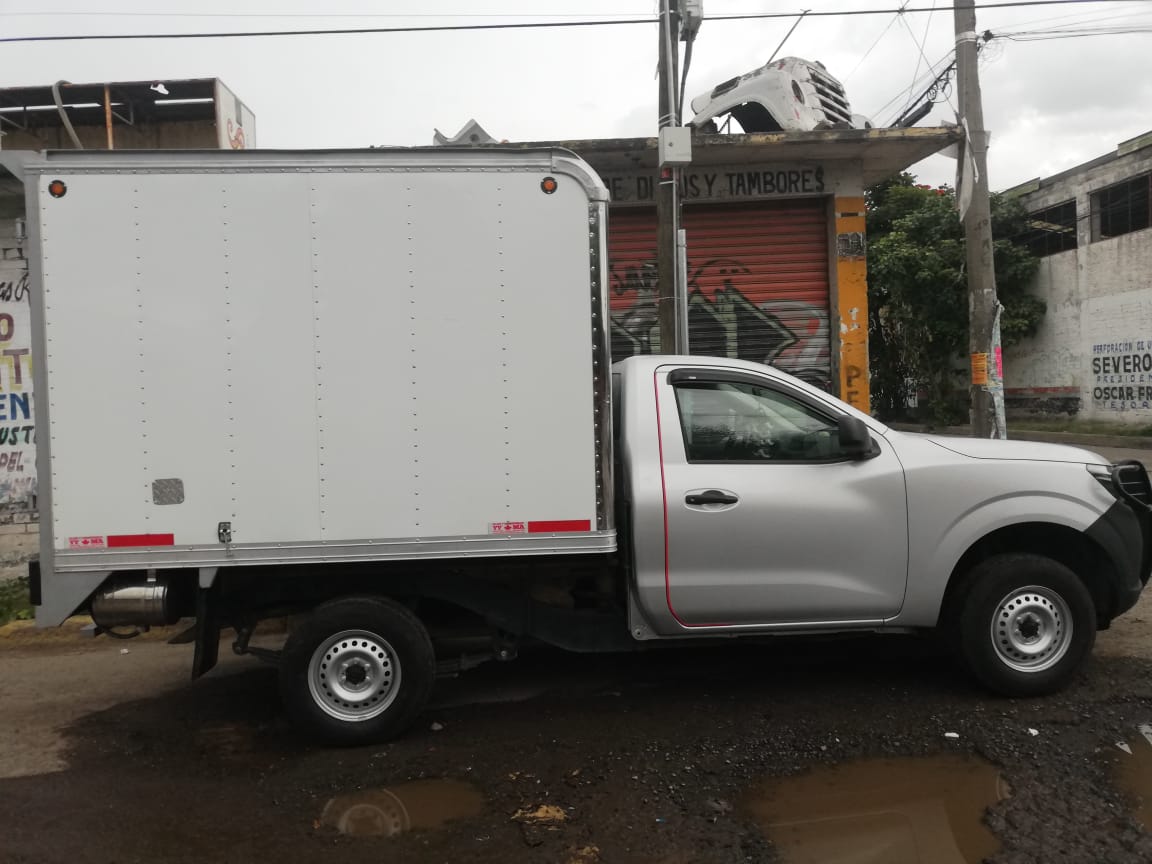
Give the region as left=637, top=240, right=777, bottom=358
left=2, top=594, right=1152, bottom=864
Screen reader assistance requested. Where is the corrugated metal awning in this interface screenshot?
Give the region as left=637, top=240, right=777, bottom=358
left=511, top=126, right=960, bottom=188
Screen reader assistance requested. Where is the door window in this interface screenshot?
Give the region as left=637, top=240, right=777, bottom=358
left=673, top=380, right=844, bottom=462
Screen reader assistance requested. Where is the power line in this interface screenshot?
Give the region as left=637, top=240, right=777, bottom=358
left=0, top=16, right=653, bottom=44
left=0, top=1, right=1145, bottom=44
left=887, top=58, right=957, bottom=126
left=974, top=2, right=1152, bottom=32
left=868, top=50, right=955, bottom=122
left=995, top=23, right=1152, bottom=37
left=845, top=4, right=909, bottom=80
left=712, top=0, right=1150, bottom=20
left=899, top=2, right=941, bottom=112
left=0, top=10, right=661, bottom=19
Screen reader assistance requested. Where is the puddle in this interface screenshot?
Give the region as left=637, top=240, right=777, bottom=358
left=1114, top=726, right=1152, bottom=830
left=319, top=779, right=483, bottom=837
left=744, top=755, right=1010, bottom=864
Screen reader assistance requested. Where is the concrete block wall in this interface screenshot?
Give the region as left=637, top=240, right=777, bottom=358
left=1005, top=137, right=1152, bottom=426
left=0, top=520, right=38, bottom=535
left=0, top=521, right=37, bottom=583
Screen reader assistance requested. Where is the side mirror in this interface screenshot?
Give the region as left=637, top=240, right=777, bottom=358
left=838, top=415, right=874, bottom=460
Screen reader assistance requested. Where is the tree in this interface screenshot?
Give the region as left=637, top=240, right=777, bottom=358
left=866, top=173, right=1044, bottom=425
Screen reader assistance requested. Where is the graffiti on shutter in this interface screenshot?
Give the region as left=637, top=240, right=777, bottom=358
left=607, top=202, right=833, bottom=391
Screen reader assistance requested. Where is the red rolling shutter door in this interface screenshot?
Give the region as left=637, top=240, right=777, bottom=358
left=607, top=200, right=832, bottom=391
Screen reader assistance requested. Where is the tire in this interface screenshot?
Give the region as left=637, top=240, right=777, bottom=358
left=279, top=596, right=435, bottom=745
left=951, top=554, right=1096, bottom=697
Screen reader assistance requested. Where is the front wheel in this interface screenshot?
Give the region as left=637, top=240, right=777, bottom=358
left=279, top=596, right=435, bottom=744
left=951, top=554, right=1096, bottom=697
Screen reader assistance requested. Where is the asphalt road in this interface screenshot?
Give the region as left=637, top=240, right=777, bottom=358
left=3, top=594, right=1152, bottom=864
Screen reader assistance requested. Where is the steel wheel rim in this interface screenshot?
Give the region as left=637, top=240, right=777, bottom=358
left=990, top=585, right=1072, bottom=673
left=308, top=629, right=401, bottom=722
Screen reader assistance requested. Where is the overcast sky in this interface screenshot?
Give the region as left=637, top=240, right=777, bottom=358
left=1, top=1, right=1150, bottom=191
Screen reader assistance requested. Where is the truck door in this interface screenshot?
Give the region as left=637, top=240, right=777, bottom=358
left=655, top=366, right=908, bottom=627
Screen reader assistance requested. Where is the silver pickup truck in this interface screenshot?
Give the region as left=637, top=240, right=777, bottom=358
left=615, top=355, right=1151, bottom=704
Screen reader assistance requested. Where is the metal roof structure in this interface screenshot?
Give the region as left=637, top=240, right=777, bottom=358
left=0, top=79, right=222, bottom=136
left=513, top=126, right=961, bottom=188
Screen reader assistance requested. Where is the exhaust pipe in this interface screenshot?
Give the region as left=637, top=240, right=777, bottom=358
left=90, top=574, right=178, bottom=628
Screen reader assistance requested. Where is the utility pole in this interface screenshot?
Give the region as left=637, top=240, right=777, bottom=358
left=954, top=0, right=1004, bottom=438
left=656, top=0, right=681, bottom=354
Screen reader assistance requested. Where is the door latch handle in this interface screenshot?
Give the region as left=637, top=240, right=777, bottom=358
left=685, top=490, right=739, bottom=506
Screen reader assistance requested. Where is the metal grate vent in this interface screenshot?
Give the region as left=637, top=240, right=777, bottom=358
left=1115, top=463, right=1152, bottom=507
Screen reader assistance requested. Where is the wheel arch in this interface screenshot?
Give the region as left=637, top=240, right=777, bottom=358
left=938, top=522, right=1119, bottom=629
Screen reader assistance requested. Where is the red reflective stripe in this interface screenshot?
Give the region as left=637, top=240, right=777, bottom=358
left=106, top=533, right=174, bottom=548
left=527, top=520, right=591, bottom=533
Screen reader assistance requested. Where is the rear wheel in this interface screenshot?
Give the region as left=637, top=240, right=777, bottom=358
left=279, top=596, right=435, bottom=744
left=951, top=554, right=1096, bottom=696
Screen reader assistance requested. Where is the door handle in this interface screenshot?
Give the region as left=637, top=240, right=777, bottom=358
left=685, top=490, right=739, bottom=506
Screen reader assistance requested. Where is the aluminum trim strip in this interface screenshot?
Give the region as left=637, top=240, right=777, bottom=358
left=25, top=172, right=56, bottom=581
left=671, top=617, right=884, bottom=633
left=551, top=149, right=611, bottom=201
left=22, top=147, right=604, bottom=177
left=588, top=201, right=615, bottom=533
left=628, top=609, right=885, bottom=640
left=50, top=530, right=618, bottom=573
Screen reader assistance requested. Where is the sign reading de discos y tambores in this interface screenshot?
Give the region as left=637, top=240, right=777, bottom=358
left=601, top=164, right=828, bottom=204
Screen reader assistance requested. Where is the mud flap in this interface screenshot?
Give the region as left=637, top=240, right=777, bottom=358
left=191, top=580, right=221, bottom=680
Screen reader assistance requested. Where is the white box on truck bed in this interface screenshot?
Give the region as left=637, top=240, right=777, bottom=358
left=18, top=148, right=613, bottom=607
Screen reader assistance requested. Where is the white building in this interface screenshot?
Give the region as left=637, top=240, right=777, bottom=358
left=1005, top=131, right=1152, bottom=427
left=0, top=78, right=255, bottom=521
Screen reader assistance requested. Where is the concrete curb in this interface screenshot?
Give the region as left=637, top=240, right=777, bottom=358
left=889, top=423, right=1152, bottom=451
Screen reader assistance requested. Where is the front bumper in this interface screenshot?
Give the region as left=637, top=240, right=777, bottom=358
left=1087, top=461, right=1152, bottom=618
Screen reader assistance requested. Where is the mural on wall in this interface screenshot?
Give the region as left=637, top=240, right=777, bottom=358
left=0, top=260, right=35, bottom=518
left=1091, top=339, right=1152, bottom=412
left=608, top=253, right=832, bottom=391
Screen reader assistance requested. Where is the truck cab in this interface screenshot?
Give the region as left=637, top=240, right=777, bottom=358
left=617, top=355, right=1150, bottom=694
left=617, top=355, right=907, bottom=635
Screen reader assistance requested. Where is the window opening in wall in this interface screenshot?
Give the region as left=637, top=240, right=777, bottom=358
left=1092, top=172, right=1151, bottom=241
left=1023, top=200, right=1077, bottom=257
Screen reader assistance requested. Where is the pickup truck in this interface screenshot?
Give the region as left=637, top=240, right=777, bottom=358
left=9, top=147, right=1150, bottom=743
left=613, top=355, right=1151, bottom=690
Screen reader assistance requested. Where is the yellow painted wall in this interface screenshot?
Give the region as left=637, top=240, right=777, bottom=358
left=834, top=196, right=870, bottom=413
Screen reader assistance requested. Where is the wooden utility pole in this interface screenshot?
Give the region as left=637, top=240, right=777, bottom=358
left=656, top=0, right=681, bottom=354
left=954, top=0, right=1003, bottom=438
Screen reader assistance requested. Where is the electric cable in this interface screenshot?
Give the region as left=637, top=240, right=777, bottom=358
left=0, top=1, right=1145, bottom=44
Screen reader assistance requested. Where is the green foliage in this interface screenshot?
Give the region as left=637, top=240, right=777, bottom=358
left=866, top=173, right=1044, bottom=424
left=0, top=576, right=33, bottom=625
